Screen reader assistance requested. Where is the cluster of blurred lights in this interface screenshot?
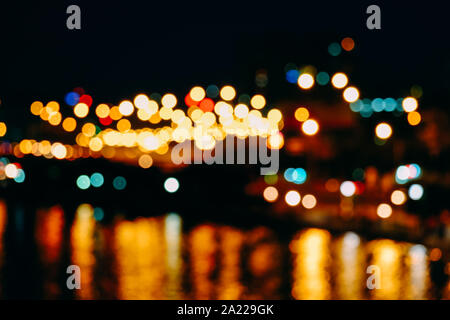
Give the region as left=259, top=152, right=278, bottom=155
left=328, top=37, right=355, bottom=57
left=349, top=97, right=421, bottom=126
left=349, top=98, right=404, bottom=117
left=395, top=164, right=422, bottom=184
left=262, top=186, right=317, bottom=209
left=284, top=168, right=307, bottom=184
left=27, top=86, right=284, bottom=167
left=75, top=173, right=128, bottom=191
left=76, top=172, right=104, bottom=190
left=0, top=157, right=25, bottom=183
left=293, top=107, right=319, bottom=136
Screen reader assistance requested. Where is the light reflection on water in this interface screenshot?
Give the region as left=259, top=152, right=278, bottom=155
left=0, top=201, right=6, bottom=297
left=0, top=200, right=449, bottom=299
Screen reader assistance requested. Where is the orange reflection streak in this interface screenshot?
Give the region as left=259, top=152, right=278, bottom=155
left=334, top=232, right=365, bottom=299
left=246, top=227, right=282, bottom=299
left=35, top=205, right=65, bottom=298
left=291, top=228, right=331, bottom=300
left=0, top=200, right=6, bottom=251
left=70, top=204, right=96, bottom=299
left=164, top=213, right=183, bottom=299
left=35, top=206, right=65, bottom=265
left=405, top=244, right=430, bottom=299
left=189, top=225, right=217, bottom=299
left=114, top=217, right=165, bottom=299
left=368, top=239, right=403, bottom=300
left=217, top=227, right=244, bottom=299
left=0, top=200, right=6, bottom=298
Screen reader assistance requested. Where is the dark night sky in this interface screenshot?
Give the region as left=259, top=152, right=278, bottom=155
left=0, top=1, right=449, bottom=133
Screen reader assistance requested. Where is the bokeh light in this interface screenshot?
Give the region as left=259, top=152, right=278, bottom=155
left=343, top=87, right=360, bottom=103
left=391, top=190, right=407, bottom=205
left=302, top=194, right=317, bottom=209
left=263, top=186, right=279, bottom=202
left=341, top=37, right=355, bottom=51
left=297, top=73, right=315, bottom=89
left=113, top=176, right=127, bottom=190
left=375, top=122, right=392, bottom=139
left=76, top=175, right=91, bottom=190
left=90, top=173, right=104, bottom=188
left=402, top=97, right=418, bottom=112
left=164, top=177, right=179, bottom=193
left=408, top=184, right=424, bottom=200
left=285, top=190, right=301, bottom=206
left=294, top=107, right=309, bottom=122
left=331, top=73, right=348, bottom=89
left=340, top=181, right=356, bottom=197
left=250, top=94, right=266, bottom=109
left=377, top=203, right=393, bottom=219
left=302, top=119, right=319, bottom=136
left=220, top=86, right=236, bottom=101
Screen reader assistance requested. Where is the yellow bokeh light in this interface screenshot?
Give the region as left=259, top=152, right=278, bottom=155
left=190, top=108, right=204, bottom=122
left=190, top=86, right=206, bottom=102
left=343, top=86, right=360, bottom=103
left=267, top=132, right=284, bottom=149
left=375, top=122, right=392, bottom=139
left=51, top=143, right=67, bottom=159
left=0, top=122, right=7, bottom=137
left=138, top=154, right=153, bottom=169
left=46, top=101, right=60, bottom=113
left=171, top=109, right=185, bottom=124
left=159, top=106, right=173, bottom=120
left=109, top=106, right=123, bottom=120
left=234, top=104, right=249, bottom=119
left=220, top=86, right=236, bottom=101
left=297, top=73, right=315, bottom=89
left=119, top=100, right=134, bottom=116
left=200, top=112, right=216, bottom=127
left=407, top=111, right=421, bottom=126
left=95, top=104, right=110, bottom=118
left=148, top=100, right=159, bottom=115
left=161, top=94, right=177, bottom=108
left=302, top=119, right=319, bottom=136
left=134, top=94, right=149, bottom=109
left=302, top=194, right=317, bottom=209
left=331, top=72, right=348, bottom=89
left=294, top=107, right=309, bottom=122
left=149, top=112, right=161, bottom=124
left=137, top=108, right=151, bottom=121
left=30, top=101, right=44, bottom=116
left=62, top=117, right=77, bottom=132
left=391, top=190, right=406, bottom=206
left=82, top=123, right=96, bottom=137
left=48, top=112, right=62, bottom=126
left=377, top=203, right=392, bottom=219
left=263, top=186, right=278, bottom=202
left=250, top=94, right=266, bottom=109
left=117, top=119, right=131, bottom=132
left=89, top=137, right=103, bottom=152
left=19, top=140, right=33, bottom=154
left=402, top=97, right=418, bottom=112
left=74, top=103, right=89, bottom=118
left=268, top=109, right=282, bottom=123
